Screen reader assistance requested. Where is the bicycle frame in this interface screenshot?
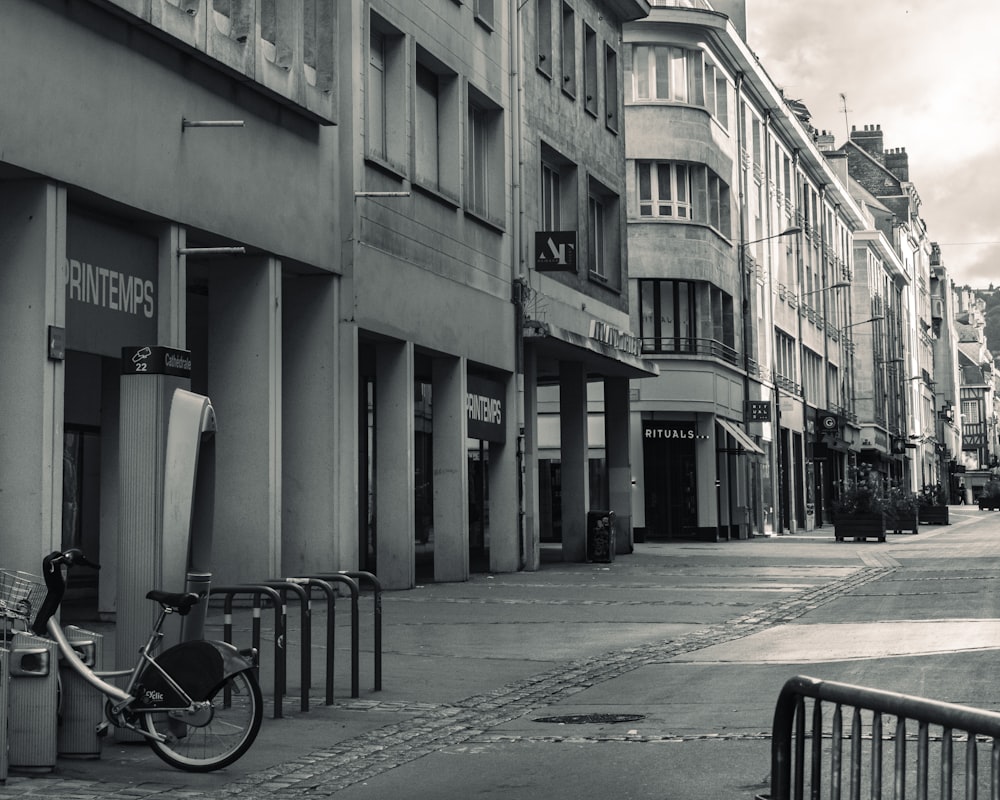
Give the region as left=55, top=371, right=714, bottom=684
left=46, top=606, right=195, bottom=743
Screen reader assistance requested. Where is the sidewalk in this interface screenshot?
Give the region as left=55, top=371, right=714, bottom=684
left=0, top=506, right=991, bottom=799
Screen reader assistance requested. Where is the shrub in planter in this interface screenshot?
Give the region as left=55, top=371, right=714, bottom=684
left=918, top=483, right=950, bottom=524
left=979, top=479, right=1000, bottom=511
left=833, top=464, right=887, bottom=542
left=886, top=484, right=919, bottom=534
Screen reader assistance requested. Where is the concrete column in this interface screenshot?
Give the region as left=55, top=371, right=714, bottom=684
left=375, top=339, right=415, bottom=589
left=432, top=356, right=468, bottom=582
left=282, top=275, right=339, bottom=576
left=489, top=372, right=521, bottom=572
left=208, top=257, right=282, bottom=585
left=696, top=415, right=718, bottom=540
left=605, top=377, right=632, bottom=554
left=522, top=350, right=541, bottom=571
left=559, top=361, right=589, bottom=562
left=336, top=322, right=360, bottom=571
left=0, top=180, right=66, bottom=573
left=157, top=224, right=186, bottom=347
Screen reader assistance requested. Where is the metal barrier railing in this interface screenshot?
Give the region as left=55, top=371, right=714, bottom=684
left=209, top=585, right=285, bottom=718
left=763, top=675, right=1000, bottom=800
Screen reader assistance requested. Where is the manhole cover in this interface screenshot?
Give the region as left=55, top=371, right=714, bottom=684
left=533, top=713, right=646, bottom=725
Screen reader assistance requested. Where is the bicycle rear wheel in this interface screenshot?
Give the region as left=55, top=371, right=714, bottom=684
left=141, top=669, right=263, bottom=772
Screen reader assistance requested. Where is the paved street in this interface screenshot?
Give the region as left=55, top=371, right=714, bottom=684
left=3, top=506, right=999, bottom=799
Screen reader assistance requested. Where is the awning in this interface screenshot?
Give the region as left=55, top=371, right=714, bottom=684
left=717, top=418, right=765, bottom=455
left=523, top=321, right=659, bottom=381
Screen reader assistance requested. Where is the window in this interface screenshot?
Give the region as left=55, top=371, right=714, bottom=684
left=636, top=161, right=731, bottom=236
left=639, top=279, right=696, bottom=354
left=561, top=3, right=576, bottom=97
left=542, top=162, right=561, bottom=230
left=583, top=24, right=597, bottom=116
left=637, top=161, right=691, bottom=219
left=588, top=177, right=620, bottom=285
left=302, top=0, right=334, bottom=91
left=604, top=44, right=619, bottom=132
left=540, top=143, right=578, bottom=233
left=367, top=19, right=406, bottom=171
left=802, top=347, right=823, bottom=402
left=774, top=330, right=799, bottom=391
left=415, top=64, right=440, bottom=188
left=466, top=85, right=504, bottom=226
left=537, top=0, right=552, bottom=77
left=627, top=44, right=687, bottom=102
left=705, top=172, right=730, bottom=235
left=710, top=285, right=735, bottom=350
left=414, top=51, right=459, bottom=200
left=475, top=0, right=494, bottom=29
left=588, top=195, right=606, bottom=278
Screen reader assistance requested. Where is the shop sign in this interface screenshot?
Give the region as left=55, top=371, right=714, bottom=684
left=746, top=401, right=770, bottom=422
left=535, top=231, right=577, bottom=272
left=66, top=212, right=157, bottom=358
left=467, top=374, right=505, bottom=443
left=642, top=422, right=707, bottom=442
left=589, top=320, right=641, bottom=358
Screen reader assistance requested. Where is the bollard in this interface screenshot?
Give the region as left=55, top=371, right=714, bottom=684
left=8, top=631, right=58, bottom=773
left=58, top=626, right=105, bottom=759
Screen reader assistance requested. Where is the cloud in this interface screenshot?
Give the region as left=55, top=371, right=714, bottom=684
left=746, top=1, right=1000, bottom=286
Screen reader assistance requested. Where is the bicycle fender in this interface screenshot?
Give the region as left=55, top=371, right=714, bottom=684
left=133, top=640, right=255, bottom=710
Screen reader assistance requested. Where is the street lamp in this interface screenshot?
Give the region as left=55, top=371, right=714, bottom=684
left=799, top=280, right=851, bottom=299
left=842, top=315, right=884, bottom=330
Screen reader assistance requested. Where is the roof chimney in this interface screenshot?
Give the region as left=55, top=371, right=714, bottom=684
left=850, top=123, right=884, bottom=161
left=885, top=146, right=909, bottom=182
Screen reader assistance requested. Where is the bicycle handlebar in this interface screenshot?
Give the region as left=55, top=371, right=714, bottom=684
left=31, top=548, right=101, bottom=636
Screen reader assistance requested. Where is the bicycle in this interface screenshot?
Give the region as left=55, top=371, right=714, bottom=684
left=0, top=548, right=263, bottom=772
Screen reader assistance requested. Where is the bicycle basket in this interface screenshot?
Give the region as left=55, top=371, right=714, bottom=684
left=0, top=569, right=46, bottom=622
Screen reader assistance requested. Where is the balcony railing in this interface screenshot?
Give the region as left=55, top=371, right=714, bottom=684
left=641, top=337, right=739, bottom=365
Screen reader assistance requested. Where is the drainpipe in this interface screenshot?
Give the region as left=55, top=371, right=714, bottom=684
left=510, top=0, right=527, bottom=568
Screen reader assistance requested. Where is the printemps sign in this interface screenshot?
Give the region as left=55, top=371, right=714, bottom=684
left=66, top=212, right=157, bottom=358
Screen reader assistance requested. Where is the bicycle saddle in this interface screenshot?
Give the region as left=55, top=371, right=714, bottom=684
left=146, top=590, right=201, bottom=616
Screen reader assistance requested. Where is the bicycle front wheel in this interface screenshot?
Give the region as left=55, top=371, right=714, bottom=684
left=141, top=669, right=263, bottom=772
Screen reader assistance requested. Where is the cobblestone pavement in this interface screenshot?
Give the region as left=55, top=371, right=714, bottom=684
left=0, top=564, right=892, bottom=799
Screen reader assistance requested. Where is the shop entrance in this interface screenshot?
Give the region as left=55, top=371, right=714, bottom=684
left=642, top=435, right=697, bottom=540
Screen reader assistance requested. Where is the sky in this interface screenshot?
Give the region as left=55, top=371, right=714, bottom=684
left=745, top=0, right=1000, bottom=289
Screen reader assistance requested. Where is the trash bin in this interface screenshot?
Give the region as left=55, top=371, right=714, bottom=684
left=8, top=631, right=58, bottom=773
left=586, top=510, right=616, bottom=563
left=58, top=626, right=104, bottom=759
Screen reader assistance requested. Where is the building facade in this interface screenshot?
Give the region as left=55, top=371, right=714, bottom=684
left=623, top=1, right=866, bottom=540
left=2, top=0, right=341, bottom=616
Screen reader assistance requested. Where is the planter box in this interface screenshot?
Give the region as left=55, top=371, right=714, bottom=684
left=918, top=506, right=950, bottom=525
left=834, top=513, right=886, bottom=542
left=979, top=497, right=1000, bottom=511
left=887, top=511, right=918, bottom=535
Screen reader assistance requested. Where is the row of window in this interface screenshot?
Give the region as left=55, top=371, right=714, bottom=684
left=536, top=0, right=620, bottom=131
left=624, top=44, right=729, bottom=129
left=368, top=17, right=504, bottom=226
left=540, top=145, right=620, bottom=282
left=634, top=161, right=731, bottom=237
left=638, top=279, right=734, bottom=355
